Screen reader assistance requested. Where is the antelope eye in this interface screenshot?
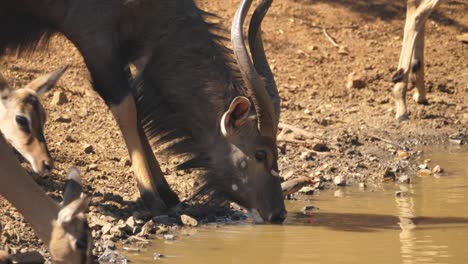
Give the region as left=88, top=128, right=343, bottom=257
left=15, top=115, right=31, bottom=133
left=255, top=150, right=267, bottom=162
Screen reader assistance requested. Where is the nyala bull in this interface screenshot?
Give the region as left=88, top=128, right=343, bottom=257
left=0, top=0, right=286, bottom=223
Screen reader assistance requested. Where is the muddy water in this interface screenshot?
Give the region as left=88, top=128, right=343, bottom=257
left=124, top=146, right=468, bottom=264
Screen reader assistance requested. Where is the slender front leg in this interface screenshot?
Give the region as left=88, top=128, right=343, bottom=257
left=0, top=135, right=60, bottom=244
left=411, top=24, right=428, bottom=104
left=392, top=0, right=443, bottom=120
left=110, top=95, right=178, bottom=214
left=75, top=38, right=178, bottom=214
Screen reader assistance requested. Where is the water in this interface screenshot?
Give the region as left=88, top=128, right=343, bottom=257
left=124, top=146, right=468, bottom=264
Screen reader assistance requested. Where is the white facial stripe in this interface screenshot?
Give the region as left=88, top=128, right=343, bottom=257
left=231, top=184, right=238, bottom=191
left=241, top=160, right=247, bottom=169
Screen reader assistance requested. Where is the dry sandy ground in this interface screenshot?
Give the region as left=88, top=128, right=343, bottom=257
left=0, top=0, right=467, bottom=261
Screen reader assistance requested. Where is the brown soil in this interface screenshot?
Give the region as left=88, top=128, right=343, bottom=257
left=1, top=0, right=467, bottom=261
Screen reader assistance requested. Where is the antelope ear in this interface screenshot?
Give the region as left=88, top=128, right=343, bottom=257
left=63, top=167, right=83, bottom=206
left=221, top=96, right=251, bottom=137
left=24, top=65, right=68, bottom=96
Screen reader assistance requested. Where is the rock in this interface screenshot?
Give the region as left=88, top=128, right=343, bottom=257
left=300, top=151, right=314, bottom=161
left=346, top=71, right=366, bottom=89
left=298, top=186, right=315, bottom=195
left=180, top=214, right=198, bottom=227
left=51, top=91, right=68, bottom=105
left=418, top=163, right=428, bottom=170
left=398, top=174, right=411, bottom=184
left=55, top=115, right=72, bottom=123
left=125, top=216, right=137, bottom=233
left=102, top=223, right=112, bottom=235
left=104, top=240, right=116, bottom=250
left=164, top=234, right=175, bottom=240
left=359, top=182, right=367, bottom=188
left=395, top=191, right=403, bottom=197
left=154, top=253, right=165, bottom=260
left=432, top=165, right=443, bottom=173
left=397, top=151, right=410, bottom=160
left=303, top=205, right=319, bottom=212
left=98, top=248, right=129, bottom=264
left=383, top=168, right=396, bottom=181
left=417, top=169, right=432, bottom=177
left=334, top=176, right=346, bottom=186
left=312, top=143, right=330, bottom=152
left=83, top=144, right=95, bottom=154
left=138, top=221, right=157, bottom=237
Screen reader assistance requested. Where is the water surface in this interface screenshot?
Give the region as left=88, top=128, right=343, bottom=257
left=125, top=146, right=468, bottom=264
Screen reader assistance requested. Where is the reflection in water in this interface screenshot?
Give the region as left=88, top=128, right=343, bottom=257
left=124, top=146, right=467, bottom=264
left=395, top=183, right=451, bottom=264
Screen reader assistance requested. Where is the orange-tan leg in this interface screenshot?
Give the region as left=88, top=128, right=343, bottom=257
left=392, top=0, right=443, bottom=120
left=110, top=95, right=179, bottom=214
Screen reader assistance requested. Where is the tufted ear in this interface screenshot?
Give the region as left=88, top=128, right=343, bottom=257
left=220, top=96, right=251, bottom=137
left=24, top=66, right=68, bottom=96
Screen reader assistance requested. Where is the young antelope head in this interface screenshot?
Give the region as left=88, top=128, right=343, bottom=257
left=49, top=167, right=93, bottom=264
left=0, top=67, right=67, bottom=175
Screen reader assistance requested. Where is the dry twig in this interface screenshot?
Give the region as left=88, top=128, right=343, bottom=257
left=322, top=27, right=339, bottom=48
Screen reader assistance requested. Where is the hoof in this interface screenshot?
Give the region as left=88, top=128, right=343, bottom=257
left=413, top=94, right=428, bottom=105
left=396, top=114, right=409, bottom=122
left=140, top=191, right=168, bottom=216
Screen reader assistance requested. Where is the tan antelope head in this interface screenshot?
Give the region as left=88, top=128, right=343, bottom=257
left=0, top=66, right=67, bottom=175
left=49, top=167, right=93, bottom=264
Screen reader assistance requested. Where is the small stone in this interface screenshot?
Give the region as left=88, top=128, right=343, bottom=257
left=395, top=191, right=403, bottom=197
left=303, top=205, right=319, bottom=212
left=298, top=186, right=315, bottom=195
left=383, top=168, right=396, bottom=181
left=300, top=151, right=314, bottom=161
left=417, top=169, right=432, bottom=177
left=164, top=234, right=175, bottom=240
left=359, top=182, right=367, bottom=188
left=346, top=71, right=366, bottom=89
left=180, top=214, right=198, bottom=227
left=334, top=176, right=346, bottom=186
left=397, top=151, right=410, bottom=160
left=398, top=174, right=411, bottom=184
left=104, top=240, right=116, bottom=250
left=418, top=163, right=428, bottom=170
left=312, top=143, right=330, bottom=152
left=432, top=165, right=443, bottom=173
left=154, top=253, right=165, bottom=260
left=51, top=91, right=68, bottom=105
left=102, top=223, right=112, bottom=235
left=83, top=144, right=94, bottom=154
left=303, top=109, right=311, bottom=115
left=126, top=216, right=136, bottom=230
left=55, top=115, right=72, bottom=123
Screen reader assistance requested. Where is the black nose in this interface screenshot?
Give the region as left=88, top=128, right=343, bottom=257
left=43, top=160, right=53, bottom=172
left=269, top=209, right=287, bottom=224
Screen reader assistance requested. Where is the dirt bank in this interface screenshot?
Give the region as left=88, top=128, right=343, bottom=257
left=1, top=0, right=466, bottom=261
